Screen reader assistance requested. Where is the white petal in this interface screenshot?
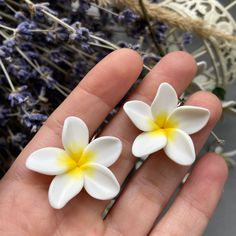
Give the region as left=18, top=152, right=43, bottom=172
left=167, top=106, right=210, bottom=134
left=83, top=164, right=120, bottom=200
left=123, top=101, right=157, bottom=131
left=26, top=147, right=74, bottom=175
left=164, top=129, right=195, bottom=166
left=80, top=137, right=122, bottom=167
left=151, top=83, right=178, bottom=127
left=132, top=130, right=167, bottom=157
left=48, top=169, right=84, bottom=209
left=62, top=116, right=89, bottom=157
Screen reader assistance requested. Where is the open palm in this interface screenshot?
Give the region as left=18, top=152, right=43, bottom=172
left=0, top=49, right=227, bottom=236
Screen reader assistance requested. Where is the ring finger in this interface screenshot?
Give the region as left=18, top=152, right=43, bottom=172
left=104, top=90, right=222, bottom=235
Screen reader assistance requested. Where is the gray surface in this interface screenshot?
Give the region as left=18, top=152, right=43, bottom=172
left=202, top=2, right=236, bottom=236
left=205, top=82, right=236, bottom=236
left=198, top=1, right=236, bottom=234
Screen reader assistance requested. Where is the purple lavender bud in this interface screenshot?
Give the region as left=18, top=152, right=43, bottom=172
left=0, top=45, right=11, bottom=58
left=3, top=39, right=15, bottom=48
left=25, top=51, right=39, bottom=59
left=14, top=11, right=27, bottom=22
left=8, top=86, right=31, bottom=107
left=182, top=32, right=193, bottom=45
left=56, top=27, right=69, bottom=42
left=72, top=60, right=87, bottom=78
left=0, top=106, right=10, bottom=122
left=16, top=21, right=37, bottom=40
left=70, top=27, right=90, bottom=43
left=2, top=39, right=15, bottom=56
left=46, top=32, right=56, bottom=43
left=8, top=59, right=32, bottom=82
left=49, top=50, right=64, bottom=63
left=80, top=42, right=92, bottom=53
left=40, top=66, right=57, bottom=88
left=40, top=65, right=53, bottom=76
left=77, top=0, right=90, bottom=12
left=17, top=69, right=31, bottom=79
left=118, top=9, right=139, bottom=24
left=22, top=113, right=48, bottom=132
left=18, top=42, right=32, bottom=51
left=154, top=22, right=168, bottom=42
left=17, top=21, right=37, bottom=34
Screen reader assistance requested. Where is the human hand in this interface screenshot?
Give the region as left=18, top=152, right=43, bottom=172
left=0, top=49, right=228, bottom=236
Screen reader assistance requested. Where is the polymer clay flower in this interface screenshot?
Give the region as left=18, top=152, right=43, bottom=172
left=124, top=83, right=210, bottom=166
left=26, top=116, right=121, bottom=209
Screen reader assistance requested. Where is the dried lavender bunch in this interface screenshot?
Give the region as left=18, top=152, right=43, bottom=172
left=0, top=0, right=192, bottom=176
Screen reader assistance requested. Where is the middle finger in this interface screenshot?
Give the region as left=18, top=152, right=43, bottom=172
left=86, top=51, right=197, bottom=216
left=104, top=51, right=197, bottom=183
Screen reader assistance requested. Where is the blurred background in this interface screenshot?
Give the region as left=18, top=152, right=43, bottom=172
left=200, top=1, right=236, bottom=235
left=205, top=83, right=236, bottom=235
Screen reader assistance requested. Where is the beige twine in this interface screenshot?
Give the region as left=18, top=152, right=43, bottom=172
left=98, top=0, right=236, bottom=42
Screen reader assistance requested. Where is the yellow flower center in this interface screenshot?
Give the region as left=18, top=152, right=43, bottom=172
left=57, top=144, right=96, bottom=178
left=149, top=112, right=179, bottom=141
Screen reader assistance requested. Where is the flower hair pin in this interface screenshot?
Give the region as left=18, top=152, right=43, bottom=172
left=26, top=116, right=121, bottom=209
left=124, top=82, right=210, bottom=165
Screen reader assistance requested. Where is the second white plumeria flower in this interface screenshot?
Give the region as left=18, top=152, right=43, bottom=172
left=124, top=82, right=210, bottom=166
left=26, top=116, right=121, bottom=209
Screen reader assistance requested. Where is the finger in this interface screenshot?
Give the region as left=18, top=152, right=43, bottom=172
left=150, top=153, right=228, bottom=236
left=60, top=51, right=197, bottom=218
left=103, top=51, right=197, bottom=183
left=4, top=49, right=143, bottom=181
left=104, top=91, right=222, bottom=236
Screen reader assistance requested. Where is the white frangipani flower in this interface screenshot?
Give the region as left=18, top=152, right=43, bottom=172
left=26, top=116, right=121, bottom=209
left=124, top=83, right=210, bottom=166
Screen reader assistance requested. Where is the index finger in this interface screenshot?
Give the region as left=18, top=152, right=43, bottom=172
left=4, top=49, right=143, bottom=181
